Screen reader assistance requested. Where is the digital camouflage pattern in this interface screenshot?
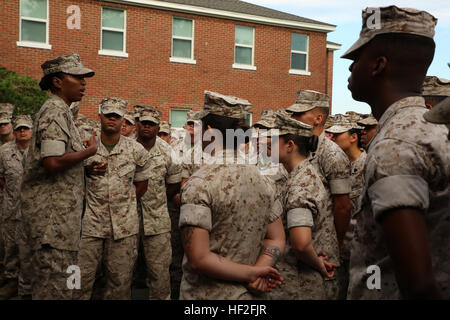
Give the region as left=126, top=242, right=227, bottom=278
left=139, top=137, right=181, bottom=236
left=0, top=142, right=27, bottom=282
left=348, top=96, right=450, bottom=299
left=82, top=135, right=151, bottom=239
left=179, top=150, right=282, bottom=300
left=269, top=159, right=339, bottom=300
left=31, top=246, right=77, bottom=300
left=141, top=232, right=172, bottom=300
left=286, top=90, right=330, bottom=113
left=341, top=6, right=437, bottom=59
left=74, top=235, right=138, bottom=300
left=191, top=91, right=252, bottom=120
left=138, top=137, right=180, bottom=300
left=308, top=132, right=352, bottom=196
left=21, top=94, right=85, bottom=251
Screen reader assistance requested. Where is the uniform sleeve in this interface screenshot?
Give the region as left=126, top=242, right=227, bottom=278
left=285, top=174, right=320, bottom=229
left=133, top=143, right=152, bottom=182
left=179, top=176, right=212, bottom=231
left=367, top=139, right=432, bottom=221
left=320, top=141, right=351, bottom=195
left=40, top=120, right=69, bottom=158
left=0, top=149, right=5, bottom=178
left=165, top=148, right=182, bottom=184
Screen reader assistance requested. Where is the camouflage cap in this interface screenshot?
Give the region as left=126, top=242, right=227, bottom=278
left=263, top=112, right=313, bottom=137
left=70, top=102, right=79, bottom=117
left=423, top=96, right=450, bottom=124
left=286, top=90, right=329, bottom=113
left=12, top=115, right=33, bottom=130
left=357, top=114, right=378, bottom=126
left=135, top=105, right=162, bottom=124
left=325, top=115, right=364, bottom=134
left=342, top=6, right=437, bottom=60
left=159, top=121, right=171, bottom=134
left=123, top=110, right=135, bottom=125
left=99, top=97, right=127, bottom=117
left=41, top=53, right=94, bottom=78
left=324, top=115, right=335, bottom=129
left=0, top=103, right=15, bottom=124
left=191, top=91, right=252, bottom=120
left=186, top=110, right=201, bottom=125
left=254, top=110, right=276, bottom=129
left=422, top=76, right=450, bottom=97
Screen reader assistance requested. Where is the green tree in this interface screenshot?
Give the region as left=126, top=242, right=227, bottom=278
left=0, top=66, right=48, bottom=115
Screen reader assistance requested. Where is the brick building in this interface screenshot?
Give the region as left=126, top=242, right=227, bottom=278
left=1, top=0, right=341, bottom=127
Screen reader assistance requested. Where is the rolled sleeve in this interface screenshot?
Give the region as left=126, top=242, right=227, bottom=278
left=269, top=198, right=283, bottom=223
left=41, top=140, right=66, bottom=158
left=179, top=204, right=212, bottom=231
left=167, top=172, right=182, bottom=184
left=368, top=175, right=429, bottom=221
left=329, top=178, right=351, bottom=195
left=287, top=208, right=314, bottom=228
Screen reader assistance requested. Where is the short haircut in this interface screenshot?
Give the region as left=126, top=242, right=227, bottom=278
left=280, top=134, right=319, bottom=157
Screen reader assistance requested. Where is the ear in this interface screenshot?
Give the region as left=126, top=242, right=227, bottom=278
left=287, top=139, right=296, bottom=153
left=349, top=132, right=358, bottom=144
left=314, top=113, right=324, bottom=127
left=52, top=75, right=64, bottom=90
left=372, top=56, right=388, bottom=77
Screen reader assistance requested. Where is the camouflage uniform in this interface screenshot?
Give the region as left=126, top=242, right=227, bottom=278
left=75, top=98, right=151, bottom=300
left=270, top=160, right=339, bottom=300
left=137, top=106, right=182, bottom=300
left=260, top=112, right=339, bottom=300
left=179, top=91, right=283, bottom=300
left=341, top=6, right=450, bottom=300
left=0, top=116, right=33, bottom=297
left=0, top=104, right=14, bottom=279
left=179, top=150, right=282, bottom=300
left=21, top=94, right=86, bottom=299
left=347, top=96, right=449, bottom=299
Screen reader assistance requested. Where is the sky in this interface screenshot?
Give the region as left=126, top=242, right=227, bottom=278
left=246, top=0, right=450, bottom=115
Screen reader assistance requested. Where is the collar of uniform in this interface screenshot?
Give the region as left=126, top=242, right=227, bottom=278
left=377, top=96, right=426, bottom=130
left=49, top=94, right=71, bottom=110
left=308, top=131, right=325, bottom=160
left=147, top=136, right=164, bottom=157
left=97, top=134, right=126, bottom=156
left=289, top=158, right=310, bottom=179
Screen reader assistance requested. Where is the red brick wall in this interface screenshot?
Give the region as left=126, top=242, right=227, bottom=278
left=1, top=0, right=333, bottom=122
left=326, top=49, right=334, bottom=113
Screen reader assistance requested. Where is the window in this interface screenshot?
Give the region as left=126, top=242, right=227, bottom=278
left=99, top=7, right=127, bottom=57
left=170, top=109, right=191, bottom=128
left=17, top=0, right=51, bottom=49
left=233, top=25, right=256, bottom=70
left=290, top=33, right=310, bottom=75
left=171, top=17, right=196, bottom=64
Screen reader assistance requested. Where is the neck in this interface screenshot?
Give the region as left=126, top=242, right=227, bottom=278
left=16, top=139, right=30, bottom=152
left=137, top=135, right=156, bottom=150
left=312, top=126, right=324, bottom=137
left=101, top=131, right=120, bottom=146
left=283, top=153, right=306, bottom=173
left=54, top=92, right=72, bottom=107
left=345, top=145, right=362, bottom=163
left=370, top=89, right=420, bottom=121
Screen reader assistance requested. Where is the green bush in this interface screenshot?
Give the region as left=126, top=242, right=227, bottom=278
left=0, top=66, right=48, bottom=115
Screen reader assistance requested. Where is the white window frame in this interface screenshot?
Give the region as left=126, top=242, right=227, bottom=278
left=289, top=33, right=311, bottom=76
left=170, top=16, right=196, bottom=64
left=170, top=108, right=192, bottom=128
left=233, top=25, right=256, bottom=71
left=98, top=6, right=128, bottom=58
left=17, top=0, right=52, bottom=50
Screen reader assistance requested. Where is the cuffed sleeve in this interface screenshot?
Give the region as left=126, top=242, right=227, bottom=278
left=368, top=175, right=429, bottom=221
left=329, top=178, right=351, bottom=195
left=287, top=208, right=314, bottom=228
left=179, top=204, right=212, bottom=231
left=41, top=140, right=66, bottom=158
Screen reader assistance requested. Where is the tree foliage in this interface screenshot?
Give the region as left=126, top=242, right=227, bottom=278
left=0, top=66, right=48, bottom=115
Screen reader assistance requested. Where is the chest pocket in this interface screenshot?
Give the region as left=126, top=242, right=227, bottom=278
left=149, top=151, right=167, bottom=181
left=117, top=163, right=135, bottom=186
